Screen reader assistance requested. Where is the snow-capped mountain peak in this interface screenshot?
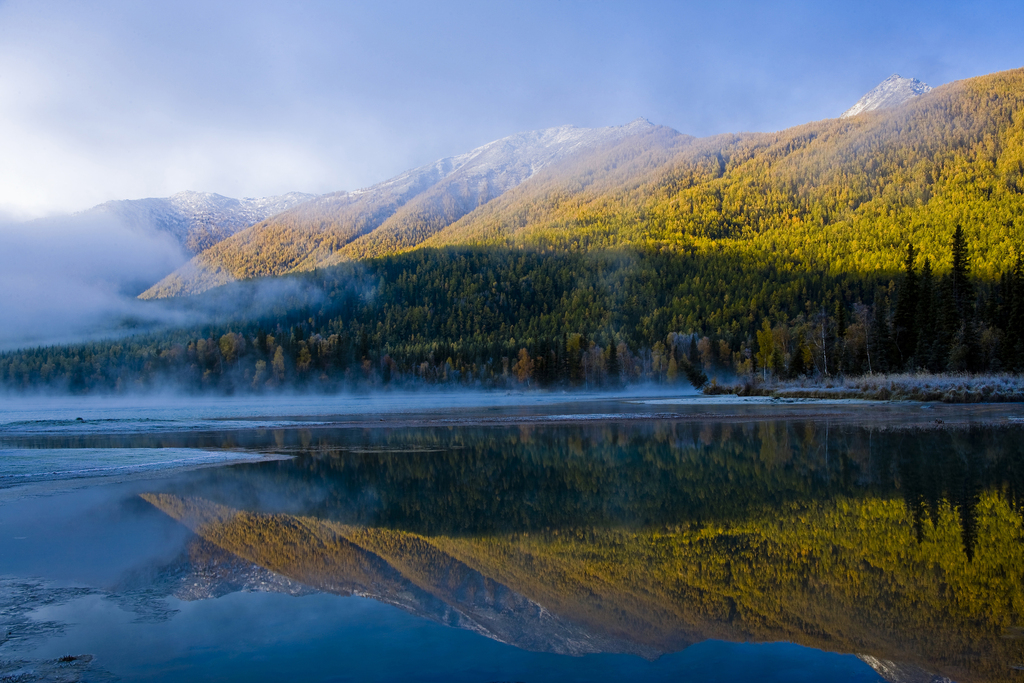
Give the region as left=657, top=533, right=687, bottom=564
left=85, top=190, right=315, bottom=254
left=841, top=74, right=932, bottom=119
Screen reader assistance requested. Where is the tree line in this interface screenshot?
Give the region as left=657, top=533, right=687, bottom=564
left=0, top=225, right=1019, bottom=393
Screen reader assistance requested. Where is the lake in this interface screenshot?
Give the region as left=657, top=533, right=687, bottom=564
left=1, top=393, right=1023, bottom=682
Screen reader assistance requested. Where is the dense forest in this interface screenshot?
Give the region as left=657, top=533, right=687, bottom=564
left=1, top=223, right=1021, bottom=394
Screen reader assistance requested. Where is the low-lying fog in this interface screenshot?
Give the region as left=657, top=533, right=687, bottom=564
left=0, top=388, right=704, bottom=426
left=0, top=213, right=188, bottom=350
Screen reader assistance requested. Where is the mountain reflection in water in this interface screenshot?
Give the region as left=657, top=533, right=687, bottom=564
left=142, top=420, right=1024, bottom=683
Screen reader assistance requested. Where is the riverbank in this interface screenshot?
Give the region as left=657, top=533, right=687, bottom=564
left=704, top=373, right=1024, bottom=402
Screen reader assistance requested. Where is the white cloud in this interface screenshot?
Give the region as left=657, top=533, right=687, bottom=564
left=1, top=0, right=1023, bottom=218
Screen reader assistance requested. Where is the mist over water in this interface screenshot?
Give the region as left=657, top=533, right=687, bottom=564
left=0, top=213, right=357, bottom=353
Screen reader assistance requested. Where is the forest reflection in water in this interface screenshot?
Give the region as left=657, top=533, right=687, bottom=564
left=138, top=419, right=1024, bottom=683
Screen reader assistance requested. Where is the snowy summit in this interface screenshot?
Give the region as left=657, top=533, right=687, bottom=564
left=840, top=74, right=932, bottom=118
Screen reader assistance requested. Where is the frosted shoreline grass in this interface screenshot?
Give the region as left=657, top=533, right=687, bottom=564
left=705, top=373, right=1024, bottom=402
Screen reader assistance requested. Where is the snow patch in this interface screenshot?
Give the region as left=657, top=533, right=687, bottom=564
left=841, top=75, right=932, bottom=118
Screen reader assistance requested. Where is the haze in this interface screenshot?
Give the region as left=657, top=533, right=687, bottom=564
left=2, top=0, right=1023, bottom=218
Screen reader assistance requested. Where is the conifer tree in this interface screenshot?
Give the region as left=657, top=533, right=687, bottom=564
left=788, top=338, right=807, bottom=378
left=947, top=225, right=981, bottom=371
left=867, top=291, right=893, bottom=374
left=893, top=244, right=918, bottom=370
left=559, top=332, right=570, bottom=383
left=1008, top=256, right=1024, bottom=371
left=834, top=301, right=848, bottom=375
left=950, top=225, right=973, bottom=315
left=607, top=339, right=620, bottom=386
left=914, top=258, right=939, bottom=371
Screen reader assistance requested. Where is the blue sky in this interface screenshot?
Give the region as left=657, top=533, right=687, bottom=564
left=1, top=0, right=1022, bottom=216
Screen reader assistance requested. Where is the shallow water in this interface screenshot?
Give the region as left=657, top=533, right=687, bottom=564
left=1, top=394, right=1023, bottom=682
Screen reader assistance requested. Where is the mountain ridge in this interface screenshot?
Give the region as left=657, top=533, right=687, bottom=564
left=139, top=118, right=676, bottom=299
left=142, top=66, right=1024, bottom=302
left=86, top=190, right=316, bottom=255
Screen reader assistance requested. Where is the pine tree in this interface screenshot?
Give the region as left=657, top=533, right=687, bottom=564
left=867, top=291, right=893, bottom=374
left=946, top=225, right=981, bottom=371
left=914, top=258, right=939, bottom=372
left=892, top=244, right=918, bottom=370
left=950, top=225, right=973, bottom=315
left=788, top=338, right=807, bottom=378
left=559, top=333, right=570, bottom=383
left=607, top=339, right=620, bottom=386
left=1008, top=256, right=1024, bottom=371
left=834, top=301, right=848, bottom=375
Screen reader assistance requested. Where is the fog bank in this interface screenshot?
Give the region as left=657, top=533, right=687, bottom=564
left=0, top=214, right=189, bottom=350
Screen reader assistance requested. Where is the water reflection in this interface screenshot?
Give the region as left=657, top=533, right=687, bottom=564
left=136, top=420, right=1024, bottom=683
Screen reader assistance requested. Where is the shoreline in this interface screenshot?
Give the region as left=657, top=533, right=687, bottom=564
left=3, top=393, right=1023, bottom=435
left=703, top=373, right=1024, bottom=403
left=0, top=451, right=292, bottom=504
left=2, top=397, right=1022, bottom=504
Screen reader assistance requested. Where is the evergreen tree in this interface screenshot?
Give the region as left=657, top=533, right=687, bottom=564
left=835, top=301, right=847, bottom=338
left=950, top=225, right=974, bottom=315
left=788, top=338, right=807, bottom=378
left=892, top=244, right=918, bottom=369
left=914, top=258, right=939, bottom=371
left=1007, top=256, right=1024, bottom=371
left=947, top=226, right=981, bottom=371
left=834, top=301, right=848, bottom=375
left=559, top=333, right=570, bottom=383
left=867, top=292, right=893, bottom=374
left=607, top=339, right=620, bottom=386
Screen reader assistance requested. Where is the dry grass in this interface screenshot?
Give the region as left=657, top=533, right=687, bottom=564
left=704, top=373, right=1024, bottom=402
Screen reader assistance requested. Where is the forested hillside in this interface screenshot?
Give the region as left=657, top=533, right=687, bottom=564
left=142, top=120, right=669, bottom=299
left=2, top=223, right=1022, bottom=394
left=148, top=67, right=1024, bottom=300
left=421, top=67, right=1024, bottom=277
left=3, top=68, right=1024, bottom=394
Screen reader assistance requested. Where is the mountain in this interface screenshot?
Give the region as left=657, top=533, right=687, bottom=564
left=140, top=118, right=678, bottom=299
left=144, top=67, right=1024, bottom=303
left=5, top=67, right=1024, bottom=387
left=85, top=190, right=315, bottom=255
left=410, top=67, right=1023, bottom=277
left=840, top=74, right=932, bottom=118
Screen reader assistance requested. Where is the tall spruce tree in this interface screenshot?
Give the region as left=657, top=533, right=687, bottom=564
left=867, top=289, right=893, bottom=374
left=948, top=225, right=980, bottom=371
left=1008, top=256, right=1024, bottom=371
left=892, top=244, right=918, bottom=370
left=950, top=225, right=974, bottom=315
left=914, top=258, right=939, bottom=371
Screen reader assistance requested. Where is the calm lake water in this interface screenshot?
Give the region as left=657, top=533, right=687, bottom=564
left=1, top=394, right=1023, bottom=682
